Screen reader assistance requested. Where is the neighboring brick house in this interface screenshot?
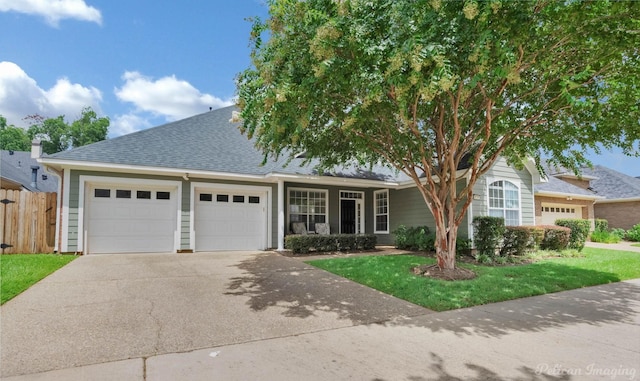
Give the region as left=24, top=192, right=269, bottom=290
left=582, top=166, right=640, bottom=230
left=534, top=164, right=640, bottom=230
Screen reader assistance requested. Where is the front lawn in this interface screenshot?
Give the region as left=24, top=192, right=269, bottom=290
left=1, top=254, right=76, bottom=305
left=307, top=247, right=640, bottom=311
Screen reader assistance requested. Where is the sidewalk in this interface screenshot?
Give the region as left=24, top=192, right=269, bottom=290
left=586, top=240, right=640, bottom=253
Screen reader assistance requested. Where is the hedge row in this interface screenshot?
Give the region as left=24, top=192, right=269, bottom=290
left=285, top=234, right=377, bottom=254
left=393, top=225, right=432, bottom=251
left=393, top=225, right=472, bottom=254
left=473, top=216, right=572, bottom=256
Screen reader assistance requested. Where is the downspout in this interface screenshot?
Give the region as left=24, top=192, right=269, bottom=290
left=44, top=165, right=64, bottom=253
left=277, top=179, right=285, bottom=251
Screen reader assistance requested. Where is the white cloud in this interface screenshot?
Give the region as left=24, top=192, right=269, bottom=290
left=0, top=61, right=103, bottom=127
left=110, top=113, right=151, bottom=137
left=114, top=71, right=234, bottom=121
left=0, top=0, right=102, bottom=26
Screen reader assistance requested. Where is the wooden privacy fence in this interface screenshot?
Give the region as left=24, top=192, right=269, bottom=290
left=0, top=190, right=57, bottom=254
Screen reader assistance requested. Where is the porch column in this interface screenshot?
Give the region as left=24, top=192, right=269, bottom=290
left=277, top=179, right=285, bottom=251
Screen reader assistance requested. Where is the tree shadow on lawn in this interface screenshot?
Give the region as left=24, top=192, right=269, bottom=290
left=226, top=253, right=640, bottom=338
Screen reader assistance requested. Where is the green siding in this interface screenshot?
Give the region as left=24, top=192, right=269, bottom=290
left=471, top=157, right=535, bottom=226
left=65, top=157, right=534, bottom=252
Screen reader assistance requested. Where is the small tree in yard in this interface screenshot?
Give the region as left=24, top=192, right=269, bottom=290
left=235, top=0, right=640, bottom=272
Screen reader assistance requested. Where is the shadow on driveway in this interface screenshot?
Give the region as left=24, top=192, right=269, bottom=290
left=225, top=252, right=428, bottom=324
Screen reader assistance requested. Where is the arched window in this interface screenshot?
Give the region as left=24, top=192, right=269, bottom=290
left=488, top=180, right=520, bottom=226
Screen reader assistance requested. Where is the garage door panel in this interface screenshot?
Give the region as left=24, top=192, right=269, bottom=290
left=86, top=184, right=178, bottom=254
left=541, top=203, right=582, bottom=225
left=195, top=189, right=267, bottom=251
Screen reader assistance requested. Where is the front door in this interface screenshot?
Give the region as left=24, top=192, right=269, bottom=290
left=341, top=199, right=356, bottom=234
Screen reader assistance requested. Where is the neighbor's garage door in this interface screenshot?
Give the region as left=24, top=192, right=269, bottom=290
left=86, top=184, right=178, bottom=254
left=541, top=203, right=582, bottom=225
left=195, top=188, right=267, bottom=251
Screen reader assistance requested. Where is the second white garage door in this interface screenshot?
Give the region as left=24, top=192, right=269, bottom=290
left=195, top=188, right=268, bottom=251
left=541, top=203, right=582, bottom=225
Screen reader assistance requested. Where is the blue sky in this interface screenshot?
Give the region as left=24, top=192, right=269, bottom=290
left=0, top=0, right=638, bottom=176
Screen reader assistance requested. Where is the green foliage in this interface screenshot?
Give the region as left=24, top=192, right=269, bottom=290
left=24, top=107, right=109, bottom=154
left=555, top=219, right=591, bottom=251
left=472, top=216, right=505, bottom=256
left=626, top=224, right=640, bottom=242
left=69, top=107, right=110, bottom=148
left=238, top=0, right=640, bottom=269
left=393, top=225, right=433, bottom=251
left=611, top=228, right=627, bottom=240
left=594, top=219, right=609, bottom=232
left=1, top=254, right=76, bottom=304
left=500, top=226, right=538, bottom=257
left=539, top=225, right=571, bottom=251
left=0, top=116, right=32, bottom=151
left=590, top=230, right=621, bottom=244
left=456, top=238, right=472, bottom=256
left=285, top=234, right=377, bottom=254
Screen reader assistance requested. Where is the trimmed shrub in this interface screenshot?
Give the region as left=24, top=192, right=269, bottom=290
left=611, top=228, right=627, bottom=240
left=393, top=225, right=434, bottom=251
left=594, top=219, right=609, bottom=232
left=285, top=234, right=377, bottom=254
left=500, top=226, right=538, bottom=257
left=539, top=225, right=571, bottom=251
left=627, top=223, right=640, bottom=242
left=473, top=216, right=505, bottom=256
left=555, top=219, right=591, bottom=251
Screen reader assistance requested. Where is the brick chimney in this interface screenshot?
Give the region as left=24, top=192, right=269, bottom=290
left=31, top=139, right=42, bottom=159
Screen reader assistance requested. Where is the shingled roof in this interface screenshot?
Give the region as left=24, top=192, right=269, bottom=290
left=46, top=106, right=406, bottom=182
left=581, top=165, right=640, bottom=200
left=1, top=150, right=58, bottom=192
left=535, top=174, right=598, bottom=198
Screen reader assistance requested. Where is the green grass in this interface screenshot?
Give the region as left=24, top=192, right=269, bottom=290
left=307, top=247, right=640, bottom=311
left=1, top=254, right=76, bottom=305
left=590, top=230, right=622, bottom=243
left=632, top=243, right=640, bottom=248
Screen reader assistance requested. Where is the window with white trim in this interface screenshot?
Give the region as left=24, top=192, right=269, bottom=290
left=288, top=188, right=328, bottom=232
left=488, top=180, right=520, bottom=226
left=374, top=189, right=389, bottom=233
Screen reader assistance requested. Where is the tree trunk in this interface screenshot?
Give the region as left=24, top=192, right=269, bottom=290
left=432, top=206, right=458, bottom=270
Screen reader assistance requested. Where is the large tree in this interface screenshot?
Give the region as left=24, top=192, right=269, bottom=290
left=236, top=0, right=640, bottom=270
left=0, top=116, right=31, bottom=151
left=25, top=107, right=109, bottom=154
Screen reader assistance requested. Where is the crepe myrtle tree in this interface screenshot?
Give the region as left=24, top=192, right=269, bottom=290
left=235, top=0, right=640, bottom=270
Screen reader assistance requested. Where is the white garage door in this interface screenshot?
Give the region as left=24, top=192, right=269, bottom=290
left=541, top=203, right=582, bottom=225
left=195, top=188, right=267, bottom=251
left=86, top=184, right=178, bottom=254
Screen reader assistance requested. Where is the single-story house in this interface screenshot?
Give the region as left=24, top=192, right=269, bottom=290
left=39, top=106, right=543, bottom=254
left=534, top=163, right=640, bottom=230
left=1, top=143, right=58, bottom=192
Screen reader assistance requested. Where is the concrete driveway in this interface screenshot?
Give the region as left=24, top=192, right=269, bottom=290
left=1, top=251, right=639, bottom=380
left=0, top=251, right=426, bottom=378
